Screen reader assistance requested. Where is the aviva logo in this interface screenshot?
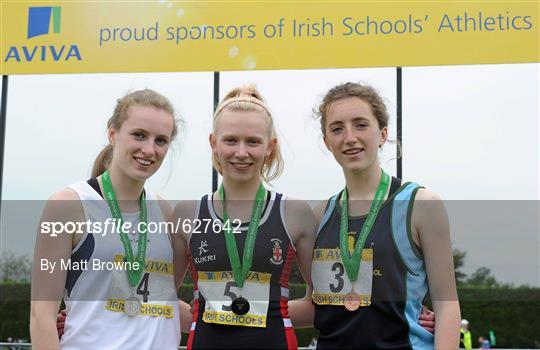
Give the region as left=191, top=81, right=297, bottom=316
left=28, top=6, right=61, bottom=39
left=4, top=6, right=82, bottom=63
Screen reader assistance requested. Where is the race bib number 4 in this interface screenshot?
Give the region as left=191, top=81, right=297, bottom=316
left=107, top=254, right=176, bottom=318
left=311, top=248, right=373, bottom=307
left=197, top=271, right=271, bottom=328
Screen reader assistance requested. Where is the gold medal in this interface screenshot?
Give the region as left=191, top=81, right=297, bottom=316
left=344, top=291, right=361, bottom=311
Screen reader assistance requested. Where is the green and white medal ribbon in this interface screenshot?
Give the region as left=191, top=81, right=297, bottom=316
left=219, top=183, right=266, bottom=315
left=102, top=170, right=147, bottom=316
left=340, top=169, right=390, bottom=311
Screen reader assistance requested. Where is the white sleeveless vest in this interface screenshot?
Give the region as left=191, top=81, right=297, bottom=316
left=59, top=181, right=181, bottom=350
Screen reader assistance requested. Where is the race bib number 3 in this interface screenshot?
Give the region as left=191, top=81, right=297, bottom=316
left=107, top=254, right=176, bottom=318
left=197, top=271, right=271, bottom=328
left=311, top=248, right=373, bottom=307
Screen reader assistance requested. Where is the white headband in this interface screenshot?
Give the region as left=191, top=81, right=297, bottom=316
left=214, top=95, right=271, bottom=117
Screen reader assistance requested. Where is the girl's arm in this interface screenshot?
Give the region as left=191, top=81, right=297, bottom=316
left=412, top=189, right=461, bottom=349
left=283, top=198, right=318, bottom=328
left=31, top=190, right=83, bottom=350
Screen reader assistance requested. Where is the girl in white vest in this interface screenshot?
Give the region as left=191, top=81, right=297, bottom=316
left=31, top=90, right=185, bottom=349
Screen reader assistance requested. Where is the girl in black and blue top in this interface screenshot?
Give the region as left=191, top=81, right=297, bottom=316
left=294, top=82, right=460, bottom=349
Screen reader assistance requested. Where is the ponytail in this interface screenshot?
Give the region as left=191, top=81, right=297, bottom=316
left=91, top=144, right=113, bottom=178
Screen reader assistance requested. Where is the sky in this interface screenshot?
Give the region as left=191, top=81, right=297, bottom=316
left=0, top=63, right=539, bottom=286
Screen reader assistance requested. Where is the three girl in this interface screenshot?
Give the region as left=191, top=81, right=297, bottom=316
left=45, top=82, right=454, bottom=349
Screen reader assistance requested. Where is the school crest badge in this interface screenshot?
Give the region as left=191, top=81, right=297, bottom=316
left=270, top=238, right=283, bottom=265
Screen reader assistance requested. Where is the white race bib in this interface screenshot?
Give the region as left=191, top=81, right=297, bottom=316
left=312, top=248, right=373, bottom=307
left=107, top=254, right=176, bottom=318
left=197, top=271, right=271, bottom=328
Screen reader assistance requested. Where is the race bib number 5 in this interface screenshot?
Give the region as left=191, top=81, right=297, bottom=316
left=197, top=271, right=271, bottom=328
left=311, top=248, right=373, bottom=307
left=107, top=254, right=177, bottom=318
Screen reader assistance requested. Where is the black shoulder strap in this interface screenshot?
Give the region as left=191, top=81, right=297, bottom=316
left=389, top=177, right=402, bottom=196
left=87, top=177, right=103, bottom=199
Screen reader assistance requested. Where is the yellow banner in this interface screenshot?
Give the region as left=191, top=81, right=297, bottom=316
left=1, top=1, right=538, bottom=75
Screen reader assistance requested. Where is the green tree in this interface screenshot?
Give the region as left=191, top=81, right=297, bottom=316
left=453, top=248, right=468, bottom=286
left=466, top=266, right=501, bottom=288
left=453, top=249, right=506, bottom=287
left=0, top=252, right=32, bottom=282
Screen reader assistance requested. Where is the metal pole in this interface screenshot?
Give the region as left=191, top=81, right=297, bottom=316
left=212, top=72, right=220, bottom=192
left=0, top=75, right=9, bottom=217
left=396, top=67, right=402, bottom=179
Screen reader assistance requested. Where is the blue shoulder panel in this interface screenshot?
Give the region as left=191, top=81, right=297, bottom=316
left=316, top=194, right=337, bottom=239
left=391, top=182, right=434, bottom=349
left=391, top=182, right=422, bottom=276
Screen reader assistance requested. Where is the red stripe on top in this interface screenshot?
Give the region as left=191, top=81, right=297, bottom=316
left=280, top=243, right=296, bottom=294
left=280, top=244, right=298, bottom=349
left=186, top=248, right=199, bottom=350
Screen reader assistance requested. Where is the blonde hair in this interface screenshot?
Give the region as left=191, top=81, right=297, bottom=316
left=212, top=85, right=284, bottom=183
left=92, top=89, right=180, bottom=177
